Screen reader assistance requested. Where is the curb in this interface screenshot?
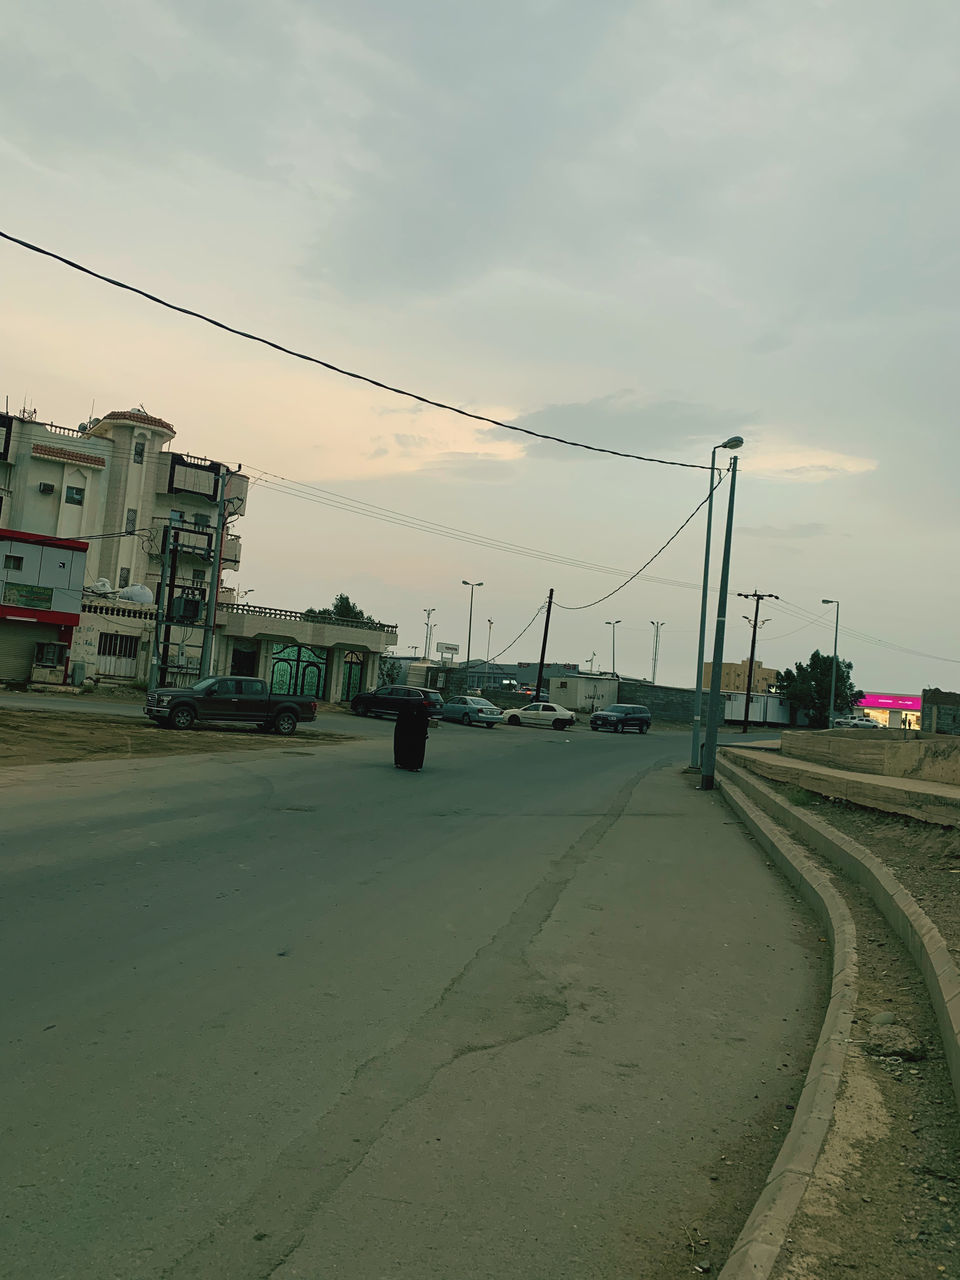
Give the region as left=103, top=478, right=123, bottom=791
left=714, top=771, right=858, bottom=1280
left=718, top=753, right=960, bottom=1116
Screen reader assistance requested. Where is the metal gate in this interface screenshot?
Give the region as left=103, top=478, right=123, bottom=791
left=0, top=621, right=59, bottom=682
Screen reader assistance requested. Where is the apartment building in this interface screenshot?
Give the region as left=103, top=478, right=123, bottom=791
left=0, top=405, right=396, bottom=695
left=702, top=657, right=780, bottom=695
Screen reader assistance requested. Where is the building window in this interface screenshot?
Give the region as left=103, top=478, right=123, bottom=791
left=3, top=554, right=23, bottom=571
left=133, top=441, right=145, bottom=464
left=192, top=569, right=206, bottom=583
left=118, top=568, right=131, bottom=589
left=65, top=485, right=85, bottom=506
left=170, top=510, right=185, bottom=524
left=125, top=508, right=138, bottom=533
left=97, top=633, right=140, bottom=660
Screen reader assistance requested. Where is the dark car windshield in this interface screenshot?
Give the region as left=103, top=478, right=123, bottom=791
left=190, top=678, right=219, bottom=694
left=600, top=705, right=631, bottom=713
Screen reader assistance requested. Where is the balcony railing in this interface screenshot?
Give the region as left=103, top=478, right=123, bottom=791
left=216, top=601, right=398, bottom=633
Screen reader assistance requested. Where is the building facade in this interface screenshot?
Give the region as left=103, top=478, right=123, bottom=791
left=0, top=528, right=87, bottom=682
left=702, top=657, right=780, bottom=694
left=0, top=404, right=396, bottom=696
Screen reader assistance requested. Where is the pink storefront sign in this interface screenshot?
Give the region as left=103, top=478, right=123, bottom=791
left=858, top=693, right=922, bottom=711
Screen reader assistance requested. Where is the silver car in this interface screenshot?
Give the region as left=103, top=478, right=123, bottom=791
left=441, top=695, right=504, bottom=728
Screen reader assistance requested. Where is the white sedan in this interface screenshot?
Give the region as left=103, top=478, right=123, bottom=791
left=504, top=702, right=576, bottom=730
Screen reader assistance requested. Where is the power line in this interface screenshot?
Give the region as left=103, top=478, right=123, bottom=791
left=0, top=228, right=714, bottom=471
left=770, top=598, right=960, bottom=667
left=488, top=604, right=546, bottom=662
left=553, top=471, right=725, bottom=611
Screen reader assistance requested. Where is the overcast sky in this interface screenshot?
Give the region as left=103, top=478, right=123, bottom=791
left=3, top=0, right=958, bottom=692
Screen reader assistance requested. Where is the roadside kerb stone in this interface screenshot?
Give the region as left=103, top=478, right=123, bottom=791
left=712, top=772, right=858, bottom=1280
left=717, top=751, right=960, bottom=1120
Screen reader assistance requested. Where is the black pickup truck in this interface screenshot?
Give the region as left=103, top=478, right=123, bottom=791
left=144, top=676, right=318, bottom=735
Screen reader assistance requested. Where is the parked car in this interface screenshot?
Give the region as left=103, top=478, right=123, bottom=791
left=144, top=676, right=317, bottom=735
left=350, top=685, right=445, bottom=719
left=833, top=715, right=883, bottom=729
left=441, top=696, right=503, bottom=728
left=589, top=704, right=652, bottom=734
left=504, top=702, right=576, bottom=730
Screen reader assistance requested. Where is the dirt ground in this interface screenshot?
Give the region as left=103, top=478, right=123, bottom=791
left=758, top=779, right=960, bottom=1279
left=0, top=708, right=356, bottom=769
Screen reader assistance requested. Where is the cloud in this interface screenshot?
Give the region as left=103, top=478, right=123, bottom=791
left=504, top=393, right=753, bottom=462
left=740, top=523, right=830, bottom=539
left=418, top=452, right=520, bottom=483
left=746, top=446, right=878, bottom=483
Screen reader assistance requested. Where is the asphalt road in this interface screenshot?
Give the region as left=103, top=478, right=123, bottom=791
left=1, top=717, right=822, bottom=1279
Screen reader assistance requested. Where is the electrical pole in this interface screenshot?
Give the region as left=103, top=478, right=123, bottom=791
left=462, top=580, right=483, bottom=691
left=158, top=527, right=182, bottom=687
left=199, top=467, right=237, bottom=680
left=737, top=590, right=779, bottom=733
left=606, top=619, right=621, bottom=678
left=148, top=524, right=172, bottom=693
left=423, top=607, right=435, bottom=662
left=650, top=620, right=665, bottom=684
left=823, top=599, right=840, bottom=728
left=534, top=589, right=554, bottom=701
left=485, top=619, right=493, bottom=689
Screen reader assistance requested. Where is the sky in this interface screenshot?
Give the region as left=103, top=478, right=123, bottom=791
left=2, top=0, right=958, bottom=692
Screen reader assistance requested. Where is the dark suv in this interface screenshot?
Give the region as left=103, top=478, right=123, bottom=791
left=351, top=685, right=445, bottom=719
left=589, top=704, right=652, bottom=734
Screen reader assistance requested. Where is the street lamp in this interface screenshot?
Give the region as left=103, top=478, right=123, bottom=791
left=700, top=452, right=741, bottom=790
left=690, top=435, right=744, bottom=768
left=485, top=618, right=493, bottom=687
left=462, top=580, right=484, bottom=690
left=423, top=607, right=435, bottom=661
left=823, top=598, right=840, bottom=728
left=650, top=620, right=665, bottom=685
left=605, top=620, right=622, bottom=676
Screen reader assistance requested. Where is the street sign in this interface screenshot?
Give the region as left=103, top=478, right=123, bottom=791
left=435, top=642, right=459, bottom=654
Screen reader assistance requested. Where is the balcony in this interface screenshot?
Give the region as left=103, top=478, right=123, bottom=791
left=222, top=534, right=241, bottom=568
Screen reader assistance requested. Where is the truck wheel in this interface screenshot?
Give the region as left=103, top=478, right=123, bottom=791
left=640, top=724, right=649, bottom=734
left=614, top=722, right=625, bottom=734
left=274, top=711, right=298, bottom=736
left=169, top=705, right=196, bottom=731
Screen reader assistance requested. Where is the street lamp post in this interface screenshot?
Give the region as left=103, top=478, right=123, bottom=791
left=650, top=620, right=665, bottom=684
left=690, top=435, right=744, bottom=768
left=462, top=580, right=483, bottom=690
left=700, top=454, right=740, bottom=790
left=605, top=619, right=621, bottom=676
left=423, top=607, right=435, bottom=662
left=823, top=598, right=840, bottom=728
left=485, top=618, right=493, bottom=688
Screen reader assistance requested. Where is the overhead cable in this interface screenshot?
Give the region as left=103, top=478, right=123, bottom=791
left=0, top=229, right=712, bottom=470
left=554, top=471, right=725, bottom=611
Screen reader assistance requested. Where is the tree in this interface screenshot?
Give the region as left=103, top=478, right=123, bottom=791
left=775, top=649, right=863, bottom=729
left=379, top=657, right=403, bottom=685
left=302, top=594, right=377, bottom=625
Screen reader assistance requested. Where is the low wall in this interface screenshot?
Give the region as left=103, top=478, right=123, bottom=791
left=617, top=680, right=695, bottom=723
left=782, top=729, right=960, bottom=786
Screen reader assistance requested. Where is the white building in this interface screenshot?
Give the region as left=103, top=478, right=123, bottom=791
left=0, top=406, right=396, bottom=696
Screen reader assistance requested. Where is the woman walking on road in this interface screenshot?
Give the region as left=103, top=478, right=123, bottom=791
left=394, top=700, right=431, bottom=771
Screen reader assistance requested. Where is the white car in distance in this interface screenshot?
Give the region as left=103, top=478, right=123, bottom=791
left=504, top=702, right=576, bottom=731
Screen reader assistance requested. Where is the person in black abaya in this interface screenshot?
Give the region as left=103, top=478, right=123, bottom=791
left=394, top=700, right=431, bottom=771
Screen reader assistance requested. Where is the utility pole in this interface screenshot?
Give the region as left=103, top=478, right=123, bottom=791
left=148, top=525, right=172, bottom=693
left=462, top=580, right=483, bottom=690
left=823, top=599, right=840, bottom=728
left=158, top=527, right=182, bottom=687
left=423, top=607, right=435, bottom=662
left=199, top=467, right=237, bottom=680
left=700, top=455, right=739, bottom=790
left=737, top=591, right=779, bottom=733
left=534, top=589, right=554, bottom=701
left=485, top=619, right=493, bottom=688
left=650, top=620, right=665, bottom=684
left=587, top=651, right=596, bottom=673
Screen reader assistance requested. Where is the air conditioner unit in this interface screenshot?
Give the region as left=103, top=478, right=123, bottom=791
left=38, top=482, right=56, bottom=495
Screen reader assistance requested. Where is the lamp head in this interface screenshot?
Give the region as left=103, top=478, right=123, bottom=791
left=822, top=598, right=837, bottom=605
left=721, top=435, right=744, bottom=450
